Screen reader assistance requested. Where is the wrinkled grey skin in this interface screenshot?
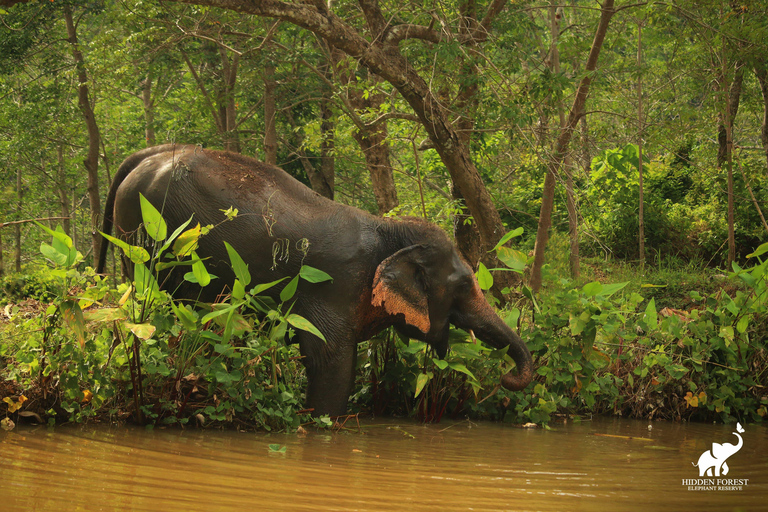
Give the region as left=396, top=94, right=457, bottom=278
left=98, top=144, right=533, bottom=417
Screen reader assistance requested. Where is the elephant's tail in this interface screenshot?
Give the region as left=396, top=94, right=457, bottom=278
left=96, top=144, right=183, bottom=273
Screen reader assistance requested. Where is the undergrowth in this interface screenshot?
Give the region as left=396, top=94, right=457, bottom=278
left=1, top=219, right=767, bottom=430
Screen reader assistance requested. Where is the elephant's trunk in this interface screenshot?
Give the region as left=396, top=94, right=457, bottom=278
left=456, top=284, right=534, bottom=391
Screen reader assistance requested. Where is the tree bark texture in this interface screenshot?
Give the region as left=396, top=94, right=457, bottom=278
left=263, top=62, right=278, bottom=165
left=755, top=62, right=768, bottom=176
left=637, top=21, right=645, bottom=267
left=57, top=145, right=71, bottom=236
left=529, top=0, right=615, bottom=292
left=15, top=166, right=22, bottom=272
left=64, top=5, right=101, bottom=261
left=331, top=48, right=398, bottom=214
left=142, top=71, right=156, bottom=146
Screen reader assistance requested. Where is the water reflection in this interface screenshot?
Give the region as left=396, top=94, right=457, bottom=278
left=1, top=418, right=765, bottom=511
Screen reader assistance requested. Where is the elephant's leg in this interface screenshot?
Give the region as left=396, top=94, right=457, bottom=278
left=300, top=335, right=357, bottom=417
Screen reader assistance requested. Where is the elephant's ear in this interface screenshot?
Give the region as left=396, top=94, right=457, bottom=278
left=371, top=245, right=430, bottom=334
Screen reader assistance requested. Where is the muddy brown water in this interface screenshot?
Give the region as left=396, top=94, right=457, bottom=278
left=1, top=417, right=766, bottom=511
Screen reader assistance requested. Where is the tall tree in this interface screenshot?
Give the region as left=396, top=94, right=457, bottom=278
left=529, top=0, right=616, bottom=292
left=64, top=4, right=101, bottom=260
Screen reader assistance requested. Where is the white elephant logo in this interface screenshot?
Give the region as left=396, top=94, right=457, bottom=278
left=692, top=423, right=745, bottom=477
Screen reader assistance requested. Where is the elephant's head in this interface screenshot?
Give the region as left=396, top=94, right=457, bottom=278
left=371, top=239, right=533, bottom=392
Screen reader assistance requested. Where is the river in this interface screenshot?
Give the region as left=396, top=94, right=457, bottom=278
left=1, top=417, right=765, bottom=511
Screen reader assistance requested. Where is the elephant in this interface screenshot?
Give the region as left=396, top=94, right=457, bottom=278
left=96, top=144, right=533, bottom=417
left=692, top=423, right=745, bottom=477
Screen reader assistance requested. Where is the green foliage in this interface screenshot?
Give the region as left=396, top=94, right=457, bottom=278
left=0, top=204, right=332, bottom=431
left=353, top=251, right=767, bottom=426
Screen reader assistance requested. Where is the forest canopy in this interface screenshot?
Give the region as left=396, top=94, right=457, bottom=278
left=1, top=0, right=768, bottom=279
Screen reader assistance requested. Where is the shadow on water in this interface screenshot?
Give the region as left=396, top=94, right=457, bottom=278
left=0, top=417, right=766, bottom=511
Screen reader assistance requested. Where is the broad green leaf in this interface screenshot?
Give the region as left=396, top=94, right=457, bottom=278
left=60, top=300, right=86, bottom=349
left=504, top=308, right=521, bottom=330
left=232, top=278, right=245, bottom=300
left=747, top=242, right=768, bottom=258
left=736, top=315, right=749, bottom=334
left=250, top=277, right=289, bottom=296
left=125, top=322, right=156, bottom=341
left=285, top=313, right=326, bottom=342
left=139, top=193, right=167, bottom=241
left=447, top=362, right=476, bottom=380
left=581, top=281, right=603, bottom=297
left=476, top=262, right=493, bottom=291
left=643, top=298, right=657, bottom=330
left=172, top=223, right=201, bottom=258
left=491, top=227, right=524, bottom=251
left=41, top=242, right=68, bottom=267
left=100, top=232, right=150, bottom=264
left=201, top=304, right=239, bottom=324
left=415, top=372, right=433, bottom=398
left=496, top=246, right=527, bottom=272
left=599, top=282, right=629, bottom=297
left=666, top=363, right=689, bottom=380
left=134, top=263, right=159, bottom=297
left=34, top=221, right=72, bottom=249
left=83, top=308, right=126, bottom=322
left=159, top=216, right=194, bottom=255
left=224, top=242, right=251, bottom=286
left=191, top=252, right=211, bottom=287
left=280, top=275, right=300, bottom=302
left=171, top=301, right=198, bottom=331
left=300, top=265, right=333, bottom=283
left=433, top=359, right=449, bottom=370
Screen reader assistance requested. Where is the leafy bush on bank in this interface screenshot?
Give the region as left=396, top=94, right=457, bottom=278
left=1, top=219, right=766, bottom=430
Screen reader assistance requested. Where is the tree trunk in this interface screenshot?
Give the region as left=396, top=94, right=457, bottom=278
left=529, top=0, right=615, bottom=292
left=142, top=71, right=156, bottom=146
left=218, top=46, right=241, bottom=153
left=549, top=2, right=580, bottom=279
left=717, top=66, right=743, bottom=168
left=57, top=145, right=71, bottom=236
left=263, top=62, right=278, bottom=165
left=717, top=52, right=742, bottom=265
left=755, top=62, right=768, bottom=176
left=15, top=166, right=22, bottom=272
left=352, top=127, right=398, bottom=214
left=330, top=45, right=398, bottom=214
left=319, top=60, right=335, bottom=200
left=637, top=21, right=645, bottom=267
left=64, top=5, right=101, bottom=261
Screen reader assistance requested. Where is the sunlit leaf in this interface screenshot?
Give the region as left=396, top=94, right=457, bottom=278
left=496, top=246, right=527, bottom=272
left=747, top=242, right=768, bottom=258
left=299, top=265, right=333, bottom=283
left=191, top=252, right=211, bottom=287
left=100, top=232, right=150, bottom=264
left=491, top=227, right=524, bottom=251
left=250, top=277, right=289, bottom=296
left=643, top=298, right=657, bottom=330
left=415, top=372, right=432, bottom=397
left=60, top=300, right=86, bottom=349
left=139, top=193, right=167, bottom=241
left=581, top=281, right=603, bottom=297
left=476, top=262, right=493, bottom=291
left=125, top=321, right=156, bottom=340
left=224, top=242, right=251, bottom=286
left=172, top=223, right=201, bottom=258
left=280, top=275, right=300, bottom=302
left=83, top=308, right=127, bottom=322
left=285, top=313, right=325, bottom=342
